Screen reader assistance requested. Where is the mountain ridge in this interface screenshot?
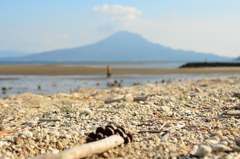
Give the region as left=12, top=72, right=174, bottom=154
left=0, top=31, right=234, bottom=62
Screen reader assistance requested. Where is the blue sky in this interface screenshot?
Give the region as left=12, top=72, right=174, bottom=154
left=1, top=0, right=240, bottom=57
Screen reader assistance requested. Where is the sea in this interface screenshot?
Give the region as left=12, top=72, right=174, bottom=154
left=0, top=62, right=238, bottom=97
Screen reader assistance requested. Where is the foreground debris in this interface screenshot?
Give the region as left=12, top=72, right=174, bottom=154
left=31, top=135, right=124, bottom=159
left=0, top=76, right=240, bottom=158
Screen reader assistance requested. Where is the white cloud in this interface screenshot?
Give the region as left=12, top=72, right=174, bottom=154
left=93, top=4, right=142, bottom=21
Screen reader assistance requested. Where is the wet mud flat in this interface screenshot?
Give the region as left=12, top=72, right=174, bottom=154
left=0, top=75, right=240, bottom=158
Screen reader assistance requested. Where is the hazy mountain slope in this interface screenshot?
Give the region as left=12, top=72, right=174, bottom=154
left=1, top=31, right=234, bottom=62
left=235, top=56, right=240, bottom=61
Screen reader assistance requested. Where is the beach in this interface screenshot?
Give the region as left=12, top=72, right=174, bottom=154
left=0, top=64, right=240, bottom=158
left=0, top=64, right=239, bottom=75
left=0, top=75, right=240, bottom=158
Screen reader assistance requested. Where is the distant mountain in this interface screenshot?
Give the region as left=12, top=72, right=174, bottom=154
left=0, top=50, right=32, bottom=58
left=0, top=31, right=234, bottom=62
left=235, top=56, right=240, bottom=61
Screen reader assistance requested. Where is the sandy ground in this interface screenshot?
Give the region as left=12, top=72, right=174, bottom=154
left=0, top=65, right=239, bottom=75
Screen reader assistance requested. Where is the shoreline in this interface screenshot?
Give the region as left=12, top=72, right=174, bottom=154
left=0, top=65, right=239, bottom=75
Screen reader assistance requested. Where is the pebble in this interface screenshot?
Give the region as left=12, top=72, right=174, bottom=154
left=194, top=145, right=212, bottom=157
left=212, top=144, right=232, bottom=152
left=125, top=94, right=133, bottom=102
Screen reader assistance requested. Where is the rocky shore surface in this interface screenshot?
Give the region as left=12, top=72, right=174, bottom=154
left=0, top=75, right=240, bottom=158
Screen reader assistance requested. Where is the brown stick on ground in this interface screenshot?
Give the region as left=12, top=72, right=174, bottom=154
left=38, top=119, right=61, bottom=122
left=31, top=135, right=124, bottom=159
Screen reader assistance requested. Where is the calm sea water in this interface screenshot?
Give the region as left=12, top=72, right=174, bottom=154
left=0, top=62, right=238, bottom=97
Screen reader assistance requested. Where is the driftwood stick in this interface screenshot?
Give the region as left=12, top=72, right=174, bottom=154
left=133, top=96, right=148, bottom=102
left=222, top=110, right=240, bottom=116
left=138, top=130, right=162, bottom=133
left=38, top=119, right=61, bottom=122
left=31, top=135, right=124, bottom=159
left=142, top=118, right=189, bottom=122
left=104, top=98, right=123, bottom=104
left=105, top=95, right=148, bottom=104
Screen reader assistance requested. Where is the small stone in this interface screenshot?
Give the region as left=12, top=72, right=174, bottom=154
left=161, top=106, right=170, bottom=114
left=51, top=149, right=59, bottom=154
left=50, top=131, right=60, bottom=139
left=0, top=125, right=5, bottom=131
left=195, top=87, right=203, bottom=93
left=206, top=136, right=219, bottom=145
left=212, top=144, right=232, bottom=152
left=218, top=141, right=228, bottom=146
left=0, top=141, right=8, bottom=148
left=79, top=108, right=93, bottom=116
left=51, top=138, right=57, bottom=143
left=65, top=134, right=72, bottom=139
left=56, top=141, right=64, bottom=150
left=194, top=145, right=212, bottom=157
left=21, top=130, right=33, bottom=138
left=79, top=130, right=85, bottom=136
left=190, top=145, right=199, bottom=155
left=125, top=94, right=133, bottom=102
left=40, top=148, right=46, bottom=154
left=90, top=125, right=99, bottom=131
left=211, top=131, right=223, bottom=138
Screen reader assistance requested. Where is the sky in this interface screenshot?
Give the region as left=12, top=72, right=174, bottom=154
left=1, top=0, right=240, bottom=58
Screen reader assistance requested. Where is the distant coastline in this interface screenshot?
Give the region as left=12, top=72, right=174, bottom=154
left=180, top=62, right=240, bottom=68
